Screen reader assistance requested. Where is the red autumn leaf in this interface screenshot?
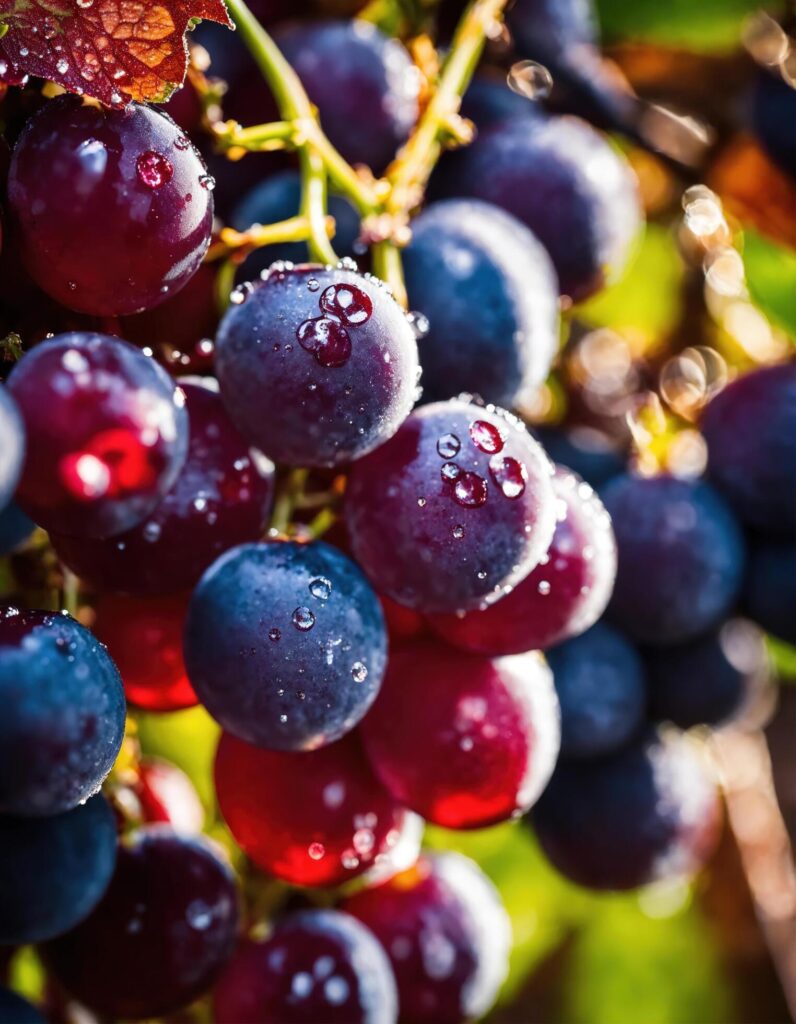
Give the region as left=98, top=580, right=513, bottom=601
left=0, top=0, right=231, bottom=106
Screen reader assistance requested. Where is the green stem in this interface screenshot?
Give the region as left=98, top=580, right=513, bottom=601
left=216, top=120, right=296, bottom=152
left=306, top=507, right=338, bottom=540
left=372, top=241, right=408, bottom=309
left=227, top=0, right=338, bottom=263
left=270, top=469, right=310, bottom=535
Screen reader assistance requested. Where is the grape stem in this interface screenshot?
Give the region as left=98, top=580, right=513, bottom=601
left=219, top=0, right=508, bottom=304
left=206, top=216, right=321, bottom=261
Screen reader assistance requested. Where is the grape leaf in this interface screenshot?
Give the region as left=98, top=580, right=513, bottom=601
left=0, top=0, right=231, bottom=106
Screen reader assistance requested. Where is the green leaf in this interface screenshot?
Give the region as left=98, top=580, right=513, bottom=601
left=742, top=229, right=796, bottom=342
left=596, top=0, right=784, bottom=52
left=577, top=223, right=685, bottom=352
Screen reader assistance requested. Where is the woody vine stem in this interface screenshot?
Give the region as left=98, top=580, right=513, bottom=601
left=213, top=0, right=511, bottom=309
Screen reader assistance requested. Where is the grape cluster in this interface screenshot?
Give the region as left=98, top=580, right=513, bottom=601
left=0, top=0, right=792, bottom=1020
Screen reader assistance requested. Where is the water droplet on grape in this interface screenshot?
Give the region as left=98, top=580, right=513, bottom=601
left=351, top=661, right=368, bottom=682
left=309, top=577, right=332, bottom=601
left=437, top=433, right=461, bottom=459
left=417, top=497, right=427, bottom=508
left=308, top=842, right=325, bottom=860
left=268, top=628, right=281, bottom=642
left=292, top=607, right=316, bottom=632
left=136, top=150, right=174, bottom=190
left=489, top=455, right=527, bottom=499
left=198, top=174, right=216, bottom=191
left=452, top=524, right=465, bottom=539
left=440, top=462, right=462, bottom=483
left=297, top=317, right=352, bottom=368
left=469, top=419, right=504, bottom=454
left=537, top=580, right=551, bottom=596
left=453, top=471, right=488, bottom=508
left=319, top=283, right=373, bottom=326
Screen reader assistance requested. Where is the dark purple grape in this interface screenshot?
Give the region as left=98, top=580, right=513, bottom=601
left=702, top=364, right=796, bottom=537
left=645, top=621, right=765, bottom=729
left=184, top=540, right=387, bottom=750
left=548, top=622, right=646, bottom=760
left=532, top=425, right=626, bottom=490
left=506, top=0, right=638, bottom=133
left=432, top=115, right=641, bottom=300
left=214, top=264, right=419, bottom=467
left=743, top=539, right=796, bottom=645
left=0, top=503, right=34, bottom=555
left=403, top=199, right=559, bottom=408
left=214, top=910, right=397, bottom=1024
left=7, top=96, right=214, bottom=316
left=345, top=400, right=556, bottom=614
left=361, top=638, right=560, bottom=829
left=0, top=987, right=44, bottom=1024
left=275, top=21, right=419, bottom=173
left=0, top=795, right=117, bottom=944
left=42, top=828, right=239, bottom=1021
left=8, top=333, right=189, bottom=539
left=343, top=852, right=511, bottom=1024
left=429, top=466, right=616, bottom=654
left=531, top=729, right=721, bottom=890
left=751, top=69, right=796, bottom=180
left=215, top=730, right=410, bottom=887
left=0, top=607, right=125, bottom=816
left=602, top=474, right=745, bottom=645
left=0, top=388, right=23, bottom=512
left=231, top=171, right=362, bottom=277
left=50, top=381, right=274, bottom=594
left=460, top=74, right=543, bottom=130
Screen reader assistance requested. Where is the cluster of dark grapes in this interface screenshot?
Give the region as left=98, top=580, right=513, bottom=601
left=0, top=0, right=794, bottom=1020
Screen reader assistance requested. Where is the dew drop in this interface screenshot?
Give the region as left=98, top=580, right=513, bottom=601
left=297, top=317, right=352, bottom=368
left=56, top=57, right=69, bottom=74
left=537, top=580, right=551, bottom=596
left=437, top=433, right=461, bottom=459
left=279, top=714, right=288, bottom=723
left=351, top=661, right=368, bottom=683
left=292, top=607, right=316, bottom=632
left=174, top=134, right=191, bottom=151
left=309, top=577, right=332, bottom=601
left=489, top=455, right=527, bottom=499
left=308, top=842, right=325, bottom=860
left=307, top=277, right=320, bottom=292
left=268, top=628, right=281, bottom=642
left=453, top=471, right=488, bottom=508
left=470, top=419, right=504, bottom=454
left=452, top=524, right=465, bottom=540
left=136, top=150, right=173, bottom=189
left=508, top=59, right=553, bottom=99
left=417, top=497, right=427, bottom=508
left=407, top=311, right=430, bottom=338
left=440, top=462, right=462, bottom=483
left=319, top=283, right=373, bottom=326
left=198, top=174, right=216, bottom=191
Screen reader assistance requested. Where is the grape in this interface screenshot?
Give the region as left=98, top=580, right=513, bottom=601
left=743, top=539, right=796, bottom=645
left=93, top=593, right=197, bottom=712
left=361, top=639, right=560, bottom=828
left=7, top=96, right=214, bottom=316
left=0, top=794, right=117, bottom=944
left=275, top=21, right=419, bottom=173
left=214, top=730, right=410, bottom=887
left=428, top=467, right=616, bottom=654
left=380, top=595, right=428, bottom=646
left=8, top=333, right=189, bottom=539
left=185, top=540, right=386, bottom=750
left=432, top=115, right=641, bottom=300
left=701, top=364, right=796, bottom=537
left=602, top=474, right=745, bottom=645
left=531, top=730, right=721, bottom=890
left=345, top=400, right=556, bottom=614
left=460, top=74, right=542, bottom=130
left=214, top=910, right=398, bottom=1024
left=0, top=503, right=34, bottom=555
left=403, top=199, right=559, bottom=408
left=532, top=425, right=626, bottom=490
left=51, top=380, right=274, bottom=593
left=0, top=987, right=44, bottom=1024
left=343, top=852, right=511, bottom=1024
left=547, top=622, right=646, bottom=760
left=231, top=171, right=361, bottom=277
left=751, top=69, right=796, bottom=180
left=135, top=758, right=205, bottom=835
left=214, top=264, right=419, bottom=468
left=0, top=608, right=125, bottom=817
left=42, top=828, right=239, bottom=1020
left=0, top=388, right=23, bottom=512
left=120, top=263, right=220, bottom=367
left=645, top=621, right=765, bottom=729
